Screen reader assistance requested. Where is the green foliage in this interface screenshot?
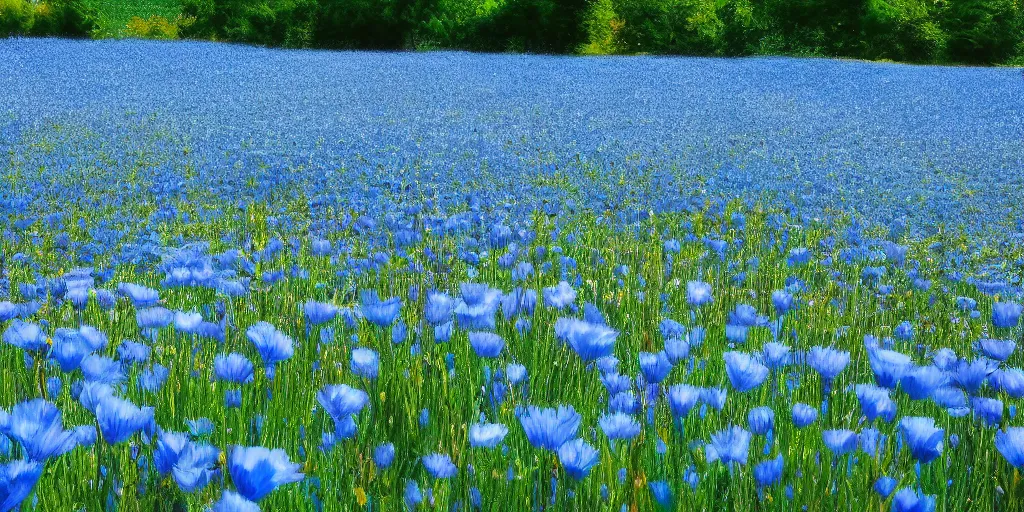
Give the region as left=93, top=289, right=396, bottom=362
left=861, top=0, right=946, bottom=62
left=125, top=14, right=179, bottom=39
left=607, top=0, right=727, bottom=55
left=87, top=0, right=180, bottom=37
left=11, top=0, right=1024, bottom=65
left=580, top=0, right=623, bottom=54
left=939, top=0, right=1023, bottom=64
left=315, top=0, right=431, bottom=49
left=0, top=0, right=35, bottom=37
left=0, top=0, right=96, bottom=37
left=469, top=0, right=590, bottom=52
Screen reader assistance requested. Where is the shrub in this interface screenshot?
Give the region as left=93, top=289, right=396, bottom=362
left=940, top=0, right=1023, bottom=64
left=0, top=0, right=36, bottom=37
left=125, top=15, right=178, bottom=39
left=861, top=0, right=945, bottom=62
left=580, top=0, right=624, bottom=54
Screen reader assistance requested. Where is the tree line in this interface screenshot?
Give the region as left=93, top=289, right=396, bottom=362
left=3, top=0, right=1023, bottom=65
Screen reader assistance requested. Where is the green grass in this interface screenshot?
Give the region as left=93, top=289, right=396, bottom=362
left=86, top=0, right=181, bottom=37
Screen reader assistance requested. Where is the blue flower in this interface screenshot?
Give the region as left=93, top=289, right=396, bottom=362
left=822, top=430, right=858, bottom=456
left=469, top=332, right=505, bottom=358
left=706, top=426, right=751, bottom=465
left=519, top=405, right=580, bottom=450
left=728, top=304, right=759, bottom=327
left=686, top=281, right=712, bottom=307
left=117, top=282, right=159, bottom=307
left=303, top=301, right=338, bottom=325
left=807, top=346, right=850, bottom=386
left=225, top=390, right=242, bottom=409
left=953, top=358, right=998, bottom=395
left=609, top=392, right=640, bottom=414
left=81, top=355, right=126, bottom=384
left=899, top=416, right=944, bottom=464
left=454, top=284, right=500, bottom=330
left=892, top=488, right=936, bottom=512
left=94, top=395, right=155, bottom=444
left=391, top=320, right=408, bottom=344
left=422, top=453, right=457, bottom=478
left=557, top=438, right=599, bottom=480
left=555, top=318, right=618, bottom=362
left=508, top=288, right=539, bottom=319
left=117, top=341, right=151, bottom=365
left=211, top=491, right=260, bottom=512
left=873, top=476, right=898, bottom=498
left=659, top=319, right=685, bottom=340
left=992, top=302, right=1022, bottom=329
left=995, top=427, right=1024, bottom=468
left=173, top=311, right=204, bottom=333
left=360, top=290, right=402, bottom=327
left=972, top=396, right=1003, bottom=426
left=0, top=460, right=43, bottom=512
left=187, top=418, right=215, bottom=437
left=725, top=324, right=748, bottom=344
left=667, top=384, right=700, bottom=419
left=80, top=324, right=109, bottom=351
left=859, top=427, right=884, bottom=457
left=404, top=480, right=422, bottom=509
left=228, top=446, right=304, bottom=502
left=51, top=330, right=92, bottom=372
left=638, top=351, right=673, bottom=384
left=76, top=382, right=114, bottom=414
left=316, top=384, right=369, bottom=430
left=374, top=443, right=395, bottom=468
left=763, top=342, right=791, bottom=368
left=980, top=339, right=1016, bottom=361
left=648, top=480, right=674, bottom=509
left=543, top=281, right=576, bottom=309
left=350, top=348, right=379, bottom=380
left=723, top=351, right=768, bottom=392
left=663, top=338, right=689, bottom=366
left=902, top=365, right=948, bottom=400
left=700, top=387, right=728, bottom=411
left=599, top=412, right=641, bottom=441
left=930, top=387, right=967, bottom=411
left=506, top=363, right=528, bottom=385
left=155, top=431, right=190, bottom=475
left=1, top=399, right=79, bottom=461
left=855, top=384, right=897, bottom=422
left=246, top=322, right=294, bottom=379
left=469, top=422, right=509, bottom=448
left=3, top=320, right=47, bottom=352
left=864, top=348, right=913, bottom=387
left=932, top=348, right=958, bottom=371
left=137, top=307, right=174, bottom=329
left=753, top=455, right=783, bottom=487
left=894, top=321, right=914, bottom=340
left=771, top=290, right=794, bottom=315
left=215, top=353, right=255, bottom=384
left=787, top=247, right=811, bottom=266
left=138, top=364, right=169, bottom=392
left=425, top=291, right=457, bottom=325
left=434, top=321, right=454, bottom=342
left=747, top=407, right=775, bottom=435
left=990, top=369, right=1024, bottom=398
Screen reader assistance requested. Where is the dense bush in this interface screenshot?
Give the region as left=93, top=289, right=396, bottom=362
left=8, top=0, right=1024, bottom=64
left=0, top=0, right=95, bottom=37
left=125, top=14, right=178, bottom=39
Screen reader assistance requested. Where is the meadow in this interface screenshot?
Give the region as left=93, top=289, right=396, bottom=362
left=1, top=38, right=1024, bottom=511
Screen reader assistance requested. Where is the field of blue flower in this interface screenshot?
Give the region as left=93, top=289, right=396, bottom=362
left=1, top=38, right=1024, bottom=511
